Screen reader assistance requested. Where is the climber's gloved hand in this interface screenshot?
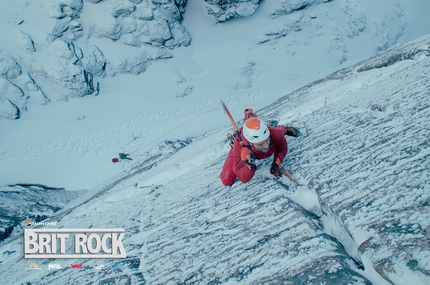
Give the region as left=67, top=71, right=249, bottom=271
left=241, top=147, right=256, bottom=170
left=270, top=158, right=282, bottom=177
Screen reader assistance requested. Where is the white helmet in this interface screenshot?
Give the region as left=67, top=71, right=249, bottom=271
left=243, top=118, right=270, bottom=143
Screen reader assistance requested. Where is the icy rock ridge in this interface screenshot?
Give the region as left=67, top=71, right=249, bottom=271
left=357, top=39, right=430, bottom=72
left=261, top=34, right=430, bottom=284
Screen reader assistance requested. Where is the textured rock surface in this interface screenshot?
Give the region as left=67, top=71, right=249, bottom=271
left=0, top=0, right=191, bottom=119
left=0, top=35, right=428, bottom=285
left=0, top=184, right=85, bottom=242
left=202, top=0, right=263, bottom=22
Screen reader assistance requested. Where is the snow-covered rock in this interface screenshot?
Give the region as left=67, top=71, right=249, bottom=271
left=40, top=39, right=97, bottom=96
left=0, top=51, right=51, bottom=118
left=0, top=98, right=20, bottom=120
left=0, top=184, right=85, bottom=243
left=79, top=44, right=106, bottom=77
left=83, top=0, right=190, bottom=48
left=200, top=0, right=335, bottom=22
left=202, top=0, right=263, bottom=22
left=259, top=34, right=430, bottom=284
left=0, top=51, right=22, bottom=80
left=0, top=0, right=428, bottom=121
left=0, top=33, right=428, bottom=285
left=84, top=0, right=103, bottom=4
left=0, top=0, right=192, bottom=120
left=21, top=73, right=51, bottom=105
left=19, top=31, right=36, bottom=53
left=0, top=71, right=25, bottom=119
left=269, top=0, right=332, bottom=18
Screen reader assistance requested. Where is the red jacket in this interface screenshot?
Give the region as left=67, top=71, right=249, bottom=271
left=221, top=126, right=288, bottom=185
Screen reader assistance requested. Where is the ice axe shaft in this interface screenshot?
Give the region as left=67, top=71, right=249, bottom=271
left=220, top=100, right=247, bottom=147
left=281, top=168, right=294, bottom=181
left=220, top=100, right=240, bottom=136
left=220, top=100, right=256, bottom=168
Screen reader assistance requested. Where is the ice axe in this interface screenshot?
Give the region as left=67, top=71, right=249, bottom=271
left=220, top=100, right=256, bottom=169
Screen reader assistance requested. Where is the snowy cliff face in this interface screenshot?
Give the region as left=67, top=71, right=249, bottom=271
left=0, top=0, right=428, bottom=120
left=0, top=0, right=190, bottom=119
left=0, top=34, right=428, bottom=285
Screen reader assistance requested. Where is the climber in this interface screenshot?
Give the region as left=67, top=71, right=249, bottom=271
left=220, top=109, right=299, bottom=186
left=112, top=153, right=132, bottom=163
left=119, top=153, right=132, bottom=160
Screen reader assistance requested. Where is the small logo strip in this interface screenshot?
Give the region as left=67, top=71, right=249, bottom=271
left=48, top=264, right=62, bottom=270
left=27, top=263, right=42, bottom=270
left=94, top=264, right=107, bottom=270
left=68, top=264, right=83, bottom=269
left=25, top=220, right=57, bottom=227
left=93, top=263, right=125, bottom=270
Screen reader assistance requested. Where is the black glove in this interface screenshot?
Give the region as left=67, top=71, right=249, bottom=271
left=270, top=158, right=282, bottom=177
left=285, top=127, right=300, bottom=138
